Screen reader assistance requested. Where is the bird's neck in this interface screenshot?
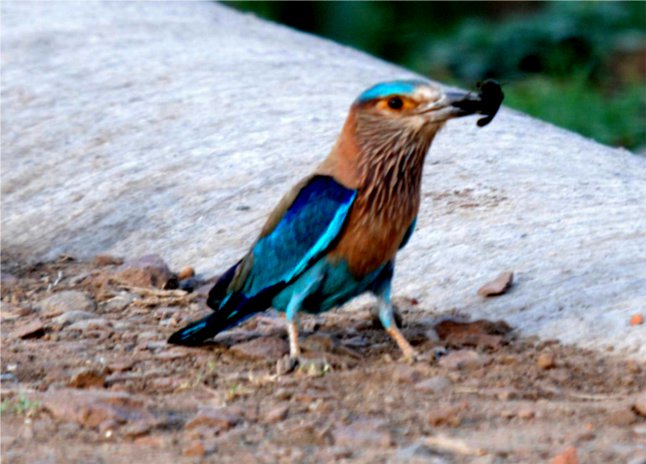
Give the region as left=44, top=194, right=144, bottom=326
left=320, top=111, right=437, bottom=224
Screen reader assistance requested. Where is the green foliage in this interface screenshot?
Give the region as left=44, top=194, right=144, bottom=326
left=505, top=74, right=646, bottom=148
left=0, top=395, right=40, bottom=416
left=226, top=1, right=646, bottom=150
left=426, top=2, right=645, bottom=82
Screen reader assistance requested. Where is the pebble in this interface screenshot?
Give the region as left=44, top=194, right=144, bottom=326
left=51, top=310, right=96, bottom=327
left=113, top=254, right=174, bottom=289
left=104, top=293, right=137, bottom=312
left=0, top=272, right=19, bottom=288
left=38, top=291, right=96, bottom=317
left=183, top=440, right=206, bottom=457
left=392, top=364, right=425, bottom=384
left=438, top=350, right=486, bottom=370
left=264, top=404, right=289, bottom=423
left=517, top=407, right=535, bottom=420
left=477, top=271, right=514, bottom=297
left=230, top=336, right=289, bottom=360
left=537, top=353, right=556, bottom=369
left=185, top=407, right=241, bottom=432
left=94, top=254, right=124, bottom=266
left=67, top=368, right=107, bottom=389
left=177, top=266, right=195, bottom=281
left=67, top=318, right=112, bottom=332
left=11, top=319, right=45, bottom=339
left=414, top=375, right=452, bottom=394
left=427, top=403, right=466, bottom=427
left=332, top=419, right=393, bottom=448
left=41, top=388, right=153, bottom=428
left=630, top=314, right=644, bottom=326
left=608, top=408, right=638, bottom=426
left=634, top=392, right=646, bottom=417
left=550, top=446, right=579, bottom=464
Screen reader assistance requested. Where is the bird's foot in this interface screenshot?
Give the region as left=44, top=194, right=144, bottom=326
left=276, top=355, right=331, bottom=376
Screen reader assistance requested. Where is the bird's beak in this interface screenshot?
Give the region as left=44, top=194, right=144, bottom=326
left=422, top=80, right=504, bottom=127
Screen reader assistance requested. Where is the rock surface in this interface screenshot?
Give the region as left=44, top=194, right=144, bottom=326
left=1, top=1, right=645, bottom=358
left=38, top=291, right=96, bottom=317
left=41, top=389, right=154, bottom=428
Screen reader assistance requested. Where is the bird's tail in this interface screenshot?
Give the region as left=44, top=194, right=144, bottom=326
left=168, top=261, right=275, bottom=346
left=167, top=290, right=270, bottom=346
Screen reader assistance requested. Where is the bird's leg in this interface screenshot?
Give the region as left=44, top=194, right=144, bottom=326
left=286, top=315, right=301, bottom=359
left=376, top=285, right=418, bottom=361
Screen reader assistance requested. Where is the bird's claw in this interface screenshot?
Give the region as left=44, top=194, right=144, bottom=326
left=276, top=355, right=331, bottom=376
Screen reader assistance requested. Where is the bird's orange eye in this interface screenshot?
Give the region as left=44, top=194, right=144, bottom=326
left=388, top=97, right=404, bottom=110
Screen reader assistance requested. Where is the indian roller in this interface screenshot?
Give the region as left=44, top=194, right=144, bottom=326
left=169, top=79, right=503, bottom=367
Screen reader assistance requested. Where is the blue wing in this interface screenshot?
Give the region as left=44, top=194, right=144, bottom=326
left=168, top=175, right=356, bottom=346
left=244, top=175, right=356, bottom=295
left=399, top=217, right=417, bottom=250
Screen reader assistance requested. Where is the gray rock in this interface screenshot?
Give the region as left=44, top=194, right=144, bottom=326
left=2, top=2, right=645, bottom=358
left=11, top=319, right=45, bottom=339
left=113, top=254, right=175, bottom=289
left=103, top=293, right=137, bottom=312
left=332, top=419, right=393, bottom=448
left=414, top=376, right=452, bottom=394
left=38, top=291, right=96, bottom=317
left=67, top=318, right=112, bottom=331
left=40, top=388, right=153, bottom=428
left=438, top=350, right=487, bottom=370
left=230, top=336, right=289, bottom=360
left=52, top=310, right=96, bottom=327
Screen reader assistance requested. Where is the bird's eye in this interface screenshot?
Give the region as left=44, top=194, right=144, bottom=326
left=387, top=96, right=404, bottom=110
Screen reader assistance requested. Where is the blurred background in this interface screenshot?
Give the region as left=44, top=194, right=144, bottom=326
left=226, top=1, right=645, bottom=151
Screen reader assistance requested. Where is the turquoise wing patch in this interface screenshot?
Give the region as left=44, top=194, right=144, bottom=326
left=244, top=176, right=356, bottom=296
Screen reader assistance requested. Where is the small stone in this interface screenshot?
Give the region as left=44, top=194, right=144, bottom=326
left=1, top=272, right=19, bottom=289
left=122, top=419, right=155, bottom=438
left=414, top=376, right=452, bottom=394
left=177, top=266, right=195, bottom=281
left=94, top=254, right=124, bottom=266
left=438, top=350, right=486, bottom=370
left=477, top=271, right=513, bottom=297
left=67, top=318, right=112, bottom=331
left=41, top=389, right=153, bottom=428
left=264, top=404, right=289, bottom=423
left=11, top=319, right=45, bottom=339
left=183, top=440, right=206, bottom=457
left=517, top=407, right=535, bottom=420
left=392, top=364, right=425, bottom=384
left=68, top=368, right=107, bottom=389
left=630, top=314, right=644, bottom=326
left=104, top=293, right=137, bottom=312
left=39, top=291, right=96, bottom=317
left=155, top=349, right=189, bottom=361
left=300, top=333, right=337, bottom=353
left=134, top=435, right=165, bottom=447
left=230, top=336, right=289, bottom=360
left=113, top=254, right=174, bottom=289
left=608, top=408, right=638, bottom=426
left=427, top=403, right=466, bottom=427
left=185, top=407, right=240, bottom=432
left=332, top=419, right=393, bottom=448
left=550, top=446, right=579, bottom=464
left=52, top=310, right=96, bottom=327
left=634, top=392, right=646, bottom=417
left=537, top=353, right=556, bottom=369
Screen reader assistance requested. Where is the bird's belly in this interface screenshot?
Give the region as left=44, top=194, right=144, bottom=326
left=330, top=214, right=412, bottom=278
left=271, top=258, right=386, bottom=314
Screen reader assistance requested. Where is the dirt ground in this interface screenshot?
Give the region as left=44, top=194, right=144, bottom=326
left=1, top=257, right=645, bottom=463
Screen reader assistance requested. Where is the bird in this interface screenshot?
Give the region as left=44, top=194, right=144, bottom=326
left=168, top=79, right=502, bottom=368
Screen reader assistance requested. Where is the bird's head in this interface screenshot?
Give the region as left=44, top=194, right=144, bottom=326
left=351, top=79, right=502, bottom=141
left=324, top=79, right=502, bottom=190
